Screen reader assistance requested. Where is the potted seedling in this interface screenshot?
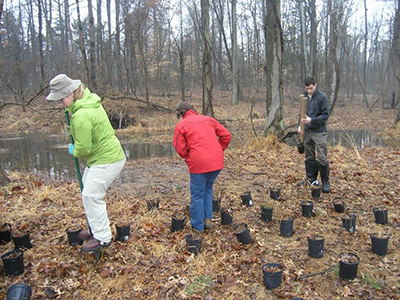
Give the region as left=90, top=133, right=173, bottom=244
left=261, top=202, right=273, bottom=222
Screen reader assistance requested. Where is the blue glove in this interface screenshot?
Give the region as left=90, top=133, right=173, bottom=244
left=68, top=143, right=75, bottom=155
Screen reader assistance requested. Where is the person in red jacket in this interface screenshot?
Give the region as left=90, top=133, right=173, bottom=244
left=173, top=102, right=231, bottom=232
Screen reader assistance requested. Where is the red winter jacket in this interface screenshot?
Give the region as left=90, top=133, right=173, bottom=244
left=173, top=110, right=231, bottom=174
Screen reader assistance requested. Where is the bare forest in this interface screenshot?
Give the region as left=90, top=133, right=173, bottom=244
left=0, top=0, right=399, bottom=126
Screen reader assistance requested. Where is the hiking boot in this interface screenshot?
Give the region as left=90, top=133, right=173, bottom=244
left=77, top=230, right=91, bottom=241
left=204, top=218, right=213, bottom=230
left=81, top=238, right=110, bottom=252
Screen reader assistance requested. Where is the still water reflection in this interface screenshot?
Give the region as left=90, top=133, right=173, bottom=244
left=0, top=134, right=175, bottom=182
left=0, top=129, right=386, bottom=182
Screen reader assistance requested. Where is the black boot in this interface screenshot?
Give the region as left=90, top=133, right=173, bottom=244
left=298, top=160, right=319, bottom=186
left=320, top=163, right=331, bottom=193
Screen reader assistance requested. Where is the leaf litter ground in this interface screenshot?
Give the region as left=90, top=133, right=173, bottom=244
left=0, top=94, right=400, bottom=299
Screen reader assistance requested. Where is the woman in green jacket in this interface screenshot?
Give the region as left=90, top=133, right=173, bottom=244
left=46, top=74, right=126, bottom=252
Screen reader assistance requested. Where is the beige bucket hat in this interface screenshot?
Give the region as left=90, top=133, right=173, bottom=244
left=46, top=74, right=81, bottom=101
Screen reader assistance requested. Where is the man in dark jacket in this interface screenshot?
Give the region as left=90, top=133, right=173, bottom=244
left=173, top=102, right=231, bottom=232
left=298, top=76, right=331, bottom=193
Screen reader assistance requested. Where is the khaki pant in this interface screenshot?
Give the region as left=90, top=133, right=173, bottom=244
left=304, top=131, right=328, bottom=165
left=81, top=158, right=126, bottom=243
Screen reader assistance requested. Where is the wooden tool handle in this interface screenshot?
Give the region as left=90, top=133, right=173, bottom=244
left=299, top=95, right=308, bottom=142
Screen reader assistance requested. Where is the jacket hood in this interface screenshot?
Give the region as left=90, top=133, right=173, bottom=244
left=67, top=88, right=101, bottom=113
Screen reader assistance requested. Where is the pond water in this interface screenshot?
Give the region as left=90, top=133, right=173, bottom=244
left=0, top=134, right=175, bottom=182
left=0, top=129, right=386, bottom=182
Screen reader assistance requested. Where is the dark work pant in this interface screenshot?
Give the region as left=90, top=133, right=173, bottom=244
left=304, top=131, right=328, bottom=166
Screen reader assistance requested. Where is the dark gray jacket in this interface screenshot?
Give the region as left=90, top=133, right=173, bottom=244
left=303, top=89, right=329, bottom=133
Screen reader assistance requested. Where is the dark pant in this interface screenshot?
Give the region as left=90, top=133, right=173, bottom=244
left=304, top=131, right=328, bottom=165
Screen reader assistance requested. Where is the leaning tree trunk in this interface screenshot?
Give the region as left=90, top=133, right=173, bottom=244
left=263, top=0, right=284, bottom=136
left=201, top=0, right=214, bottom=117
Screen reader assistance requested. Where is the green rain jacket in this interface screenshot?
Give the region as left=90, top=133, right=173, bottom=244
left=67, top=88, right=125, bottom=166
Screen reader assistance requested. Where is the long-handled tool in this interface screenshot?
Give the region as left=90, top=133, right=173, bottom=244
left=64, top=110, right=103, bottom=262
left=297, top=95, right=308, bottom=154
left=64, top=110, right=83, bottom=191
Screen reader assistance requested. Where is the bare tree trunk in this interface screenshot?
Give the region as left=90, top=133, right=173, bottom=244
left=308, top=0, right=318, bottom=76
left=251, top=1, right=260, bottom=92
left=88, top=0, right=97, bottom=88
left=201, top=0, right=214, bottom=117
left=0, top=0, right=10, bottom=185
left=392, top=0, right=400, bottom=123
left=0, top=0, right=3, bottom=22
left=38, top=0, right=45, bottom=83
left=107, top=0, right=113, bottom=86
left=115, top=0, right=123, bottom=91
left=263, top=0, right=283, bottom=136
left=179, top=0, right=186, bottom=102
left=326, top=0, right=343, bottom=114
left=299, top=0, right=308, bottom=79
left=76, top=0, right=91, bottom=85
left=232, top=0, right=238, bottom=105
left=363, top=0, right=368, bottom=88
left=96, top=0, right=103, bottom=79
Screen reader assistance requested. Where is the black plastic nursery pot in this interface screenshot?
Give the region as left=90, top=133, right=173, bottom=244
left=2, top=248, right=24, bottom=276
left=373, top=207, right=388, bottom=225
left=280, top=218, right=294, bottom=237
left=332, top=197, right=345, bottom=213
left=7, top=283, right=32, bottom=300
left=66, top=227, right=84, bottom=246
left=301, top=201, right=314, bottom=218
left=147, top=199, right=160, bottom=211
left=371, top=234, right=390, bottom=256
left=339, top=252, right=360, bottom=281
left=185, top=234, right=202, bottom=255
left=240, top=191, right=253, bottom=206
left=341, top=214, right=357, bottom=233
left=116, top=224, right=130, bottom=242
left=171, top=215, right=186, bottom=232
left=12, top=233, right=33, bottom=250
left=262, top=263, right=283, bottom=290
left=220, top=208, right=233, bottom=225
left=311, top=187, right=321, bottom=198
left=212, top=198, right=221, bottom=213
left=308, top=235, right=324, bottom=258
left=233, top=223, right=252, bottom=245
left=269, top=188, right=281, bottom=200
left=0, top=223, right=12, bottom=244
left=261, top=206, right=273, bottom=222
